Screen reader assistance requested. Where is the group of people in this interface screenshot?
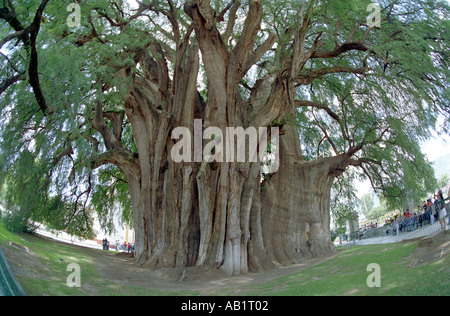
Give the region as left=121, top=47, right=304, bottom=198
left=115, top=240, right=134, bottom=253
left=385, top=189, right=449, bottom=236
left=362, top=222, right=379, bottom=230
left=101, top=238, right=134, bottom=253
left=101, top=238, right=110, bottom=250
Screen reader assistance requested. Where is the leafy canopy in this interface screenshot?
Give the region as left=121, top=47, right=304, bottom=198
left=0, top=0, right=449, bottom=235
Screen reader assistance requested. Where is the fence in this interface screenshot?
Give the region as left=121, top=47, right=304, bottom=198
left=0, top=247, right=26, bottom=296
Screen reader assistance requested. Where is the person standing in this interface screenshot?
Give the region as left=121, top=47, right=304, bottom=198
left=448, top=189, right=450, bottom=228
left=437, top=190, right=447, bottom=231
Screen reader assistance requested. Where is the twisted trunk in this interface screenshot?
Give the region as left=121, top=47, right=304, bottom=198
left=125, top=117, right=340, bottom=275
left=261, top=126, right=342, bottom=265
left=113, top=0, right=341, bottom=276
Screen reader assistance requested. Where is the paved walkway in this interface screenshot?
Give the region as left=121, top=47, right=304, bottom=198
left=35, top=226, right=104, bottom=250
left=339, top=219, right=449, bottom=247
left=36, top=215, right=449, bottom=249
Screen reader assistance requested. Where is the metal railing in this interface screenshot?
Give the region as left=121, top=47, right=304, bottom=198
left=0, top=247, right=26, bottom=296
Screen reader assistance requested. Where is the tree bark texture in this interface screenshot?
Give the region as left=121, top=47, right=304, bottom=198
left=92, top=0, right=361, bottom=276
left=2, top=0, right=445, bottom=278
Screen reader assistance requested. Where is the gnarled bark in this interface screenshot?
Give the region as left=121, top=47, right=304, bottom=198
left=2, top=0, right=446, bottom=279
left=91, top=0, right=362, bottom=276
left=261, top=125, right=340, bottom=265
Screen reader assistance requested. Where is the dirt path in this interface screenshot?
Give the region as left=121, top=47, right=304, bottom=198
left=4, top=230, right=448, bottom=295
left=93, top=251, right=338, bottom=294
left=93, top=230, right=450, bottom=293
left=1, top=231, right=338, bottom=294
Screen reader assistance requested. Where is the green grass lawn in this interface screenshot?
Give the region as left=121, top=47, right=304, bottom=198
left=0, top=221, right=195, bottom=296
left=1, top=220, right=449, bottom=296
left=230, top=243, right=449, bottom=296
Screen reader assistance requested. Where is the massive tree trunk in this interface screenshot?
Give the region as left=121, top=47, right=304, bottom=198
left=97, top=0, right=341, bottom=276
left=261, top=125, right=343, bottom=266
left=2, top=0, right=447, bottom=281
left=120, top=72, right=339, bottom=277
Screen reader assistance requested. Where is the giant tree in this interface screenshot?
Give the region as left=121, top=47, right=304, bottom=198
left=0, top=0, right=448, bottom=276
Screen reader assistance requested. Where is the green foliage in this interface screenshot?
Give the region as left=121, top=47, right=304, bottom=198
left=295, top=0, right=449, bottom=214
left=331, top=169, right=360, bottom=228
left=437, top=173, right=450, bottom=190
left=0, top=147, right=94, bottom=237
left=0, top=0, right=139, bottom=237
left=91, top=166, right=132, bottom=234
left=359, top=193, right=375, bottom=219
left=0, top=0, right=449, bottom=237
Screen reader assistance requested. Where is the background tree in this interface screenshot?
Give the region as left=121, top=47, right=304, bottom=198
left=437, top=173, right=450, bottom=190
left=368, top=196, right=389, bottom=220
left=359, top=193, right=375, bottom=220
left=0, top=0, right=449, bottom=276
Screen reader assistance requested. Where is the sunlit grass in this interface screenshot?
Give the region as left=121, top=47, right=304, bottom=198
left=0, top=221, right=197, bottom=296
left=1, top=220, right=448, bottom=296
left=229, top=242, right=449, bottom=296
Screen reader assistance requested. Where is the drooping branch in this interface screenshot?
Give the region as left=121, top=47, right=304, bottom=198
left=311, top=41, right=371, bottom=59
left=0, top=29, right=26, bottom=49
left=0, top=0, right=51, bottom=114
left=295, top=100, right=341, bottom=122
left=0, top=72, right=24, bottom=94
left=53, top=144, right=74, bottom=166
left=25, top=0, right=50, bottom=115
left=296, top=66, right=372, bottom=85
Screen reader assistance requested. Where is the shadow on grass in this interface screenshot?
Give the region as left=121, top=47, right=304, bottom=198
left=1, top=221, right=448, bottom=296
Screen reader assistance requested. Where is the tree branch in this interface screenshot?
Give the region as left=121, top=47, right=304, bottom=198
left=90, top=101, right=140, bottom=176
left=232, top=0, right=263, bottom=73
left=311, top=41, right=370, bottom=59
left=0, top=72, right=24, bottom=95
left=297, top=66, right=371, bottom=85
left=222, top=0, right=240, bottom=44
left=312, top=108, right=340, bottom=155
left=0, top=0, right=51, bottom=114
left=0, top=29, right=26, bottom=49
left=295, top=100, right=341, bottom=122
left=243, top=32, right=276, bottom=75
